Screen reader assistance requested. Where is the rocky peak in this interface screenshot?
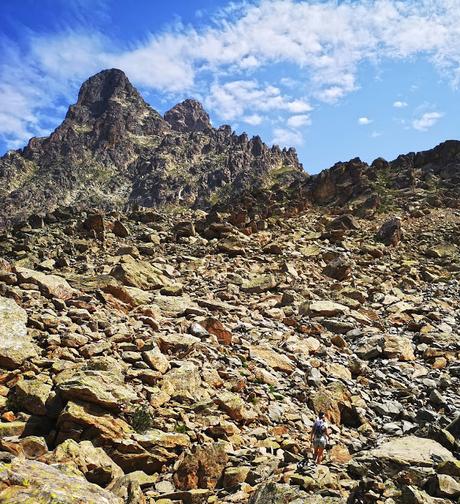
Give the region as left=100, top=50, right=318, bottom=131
left=68, top=68, right=145, bottom=119
left=164, top=98, right=212, bottom=133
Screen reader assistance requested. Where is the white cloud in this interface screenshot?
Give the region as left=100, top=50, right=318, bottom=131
left=204, top=80, right=311, bottom=120
left=412, top=111, right=444, bottom=131
left=272, top=128, right=303, bottom=147
left=371, top=131, right=382, bottom=138
left=287, top=114, right=311, bottom=128
left=358, top=116, right=372, bottom=125
left=243, top=114, right=263, bottom=125
left=393, top=100, right=408, bottom=108
left=3, top=0, right=460, bottom=147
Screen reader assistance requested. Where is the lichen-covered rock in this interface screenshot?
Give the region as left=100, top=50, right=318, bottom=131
left=15, top=267, right=78, bottom=300
left=50, top=439, right=124, bottom=486
left=242, top=274, right=277, bottom=293
left=215, top=391, right=257, bottom=423
left=110, top=256, right=168, bottom=290
left=14, top=378, right=52, bottom=415
left=55, top=368, right=137, bottom=411
left=0, top=457, right=123, bottom=503
left=174, top=442, right=228, bottom=490
left=0, top=296, right=37, bottom=369
left=248, top=482, right=311, bottom=504
left=57, top=400, right=133, bottom=444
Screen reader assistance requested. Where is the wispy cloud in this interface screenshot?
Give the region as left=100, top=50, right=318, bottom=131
left=412, top=111, right=444, bottom=131
left=272, top=128, right=303, bottom=147
left=287, top=114, right=311, bottom=128
left=243, top=114, right=263, bottom=125
left=393, top=100, right=408, bottom=108
left=2, top=0, right=460, bottom=149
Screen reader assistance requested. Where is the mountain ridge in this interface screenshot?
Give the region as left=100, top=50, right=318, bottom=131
left=1, top=68, right=460, bottom=230
left=0, top=68, right=304, bottom=228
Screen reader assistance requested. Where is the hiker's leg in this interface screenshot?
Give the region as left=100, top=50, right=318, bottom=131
left=317, top=447, right=324, bottom=464
left=314, top=446, right=321, bottom=463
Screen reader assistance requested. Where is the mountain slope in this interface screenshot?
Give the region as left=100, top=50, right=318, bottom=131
left=0, top=69, right=304, bottom=227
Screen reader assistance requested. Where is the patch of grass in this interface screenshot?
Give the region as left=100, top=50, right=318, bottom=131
left=130, top=405, right=154, bottom=433
left=73, top=124, right=93, bottom=134
left=175, top=423, right=187, bottom=434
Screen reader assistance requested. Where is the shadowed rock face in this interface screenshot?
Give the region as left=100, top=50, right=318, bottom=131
left=0, top=69, right=304, bottom=228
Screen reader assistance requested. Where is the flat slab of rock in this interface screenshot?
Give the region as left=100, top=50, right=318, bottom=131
left=301, top=300, right=349, bottom=317
left=0, top=297, right=37, bottom=369
left=56, top=369, right=137, bottom=411
left=57, top=400, right=133, bottom=443
left=242, top=274, right=277, bottom=293
left=15, top=267, right=78, bottom=300
left=250, top=345, right=295, bottom=374
left=364, top=436, right=455, bottom=466
left=0, top=457, right=123, bottom=503
left=110, top=255, right=168, bottom=289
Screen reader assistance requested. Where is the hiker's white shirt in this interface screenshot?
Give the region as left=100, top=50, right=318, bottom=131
left=312, top=418, right=328, bottom=448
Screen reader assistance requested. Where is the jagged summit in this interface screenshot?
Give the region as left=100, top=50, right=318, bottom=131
left=71, top=68, right=141, bottom=117
left=0, top=69, right=303, bottom=227
left=164, top=98, right=212, bottom=133
left=61, top=68, right=167, bottom=141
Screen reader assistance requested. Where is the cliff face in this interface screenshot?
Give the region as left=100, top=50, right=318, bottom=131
left=0, top=69, right=304, bottom=227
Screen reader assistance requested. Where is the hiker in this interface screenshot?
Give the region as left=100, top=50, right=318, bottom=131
left=311, top=411, right=329, bottom=464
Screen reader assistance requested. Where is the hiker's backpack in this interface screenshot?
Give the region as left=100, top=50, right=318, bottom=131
left=313, top=419, right=326, bottom=437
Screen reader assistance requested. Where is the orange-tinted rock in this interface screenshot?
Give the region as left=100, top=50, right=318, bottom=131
left=200, top=318, right=233, bottom=345
left=174, top=442, right=228, bottom=490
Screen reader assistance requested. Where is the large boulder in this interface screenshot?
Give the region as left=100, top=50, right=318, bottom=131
left=248, top=482, right=311, bottom=504
left=241, top=274, right=277, bottom=293
left=173, top=442, right=228, bottom=490
left=311, top=382, right=353, bottom=425
left=15, top=267, right=78, bottom=300
left=51, top=439, right=124, bottom=486
left=0, top=457, right=122, bottom=503
left=110, top=255, right=168, bottom=290
left=55, top=367, right=137, bottom=411
left=375, top=217, right=402, bottom=246
left=323, top=256, right=352, bottom=281
left=300, top=300, right=349, bottom=317
left=161, top=362, right=206, bottom=402
left=250, top=345, right=295, bottom=374
left=215, top=391, right=257, bottom=424
left=57, top=400, right=133, bottom=444
left=383, top=335, right=415, bottom=361
left=367, top=437, right=455, bottom=466
left=0, top=297, right=37, bottom=369
left=14, top=378, right=52, bottom=415
left=349, top=436, right=456, bottom=487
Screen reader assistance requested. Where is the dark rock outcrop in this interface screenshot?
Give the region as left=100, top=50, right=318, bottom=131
left=0, top=69, right=304, bottom=228
left=164, top=99, right=212, bottom=133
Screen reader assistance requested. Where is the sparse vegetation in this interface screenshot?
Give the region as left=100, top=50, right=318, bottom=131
left=130, top=405, right=154, bottom=433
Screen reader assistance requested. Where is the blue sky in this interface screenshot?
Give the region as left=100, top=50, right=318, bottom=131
left=1, top=0, right=460, bottom=173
